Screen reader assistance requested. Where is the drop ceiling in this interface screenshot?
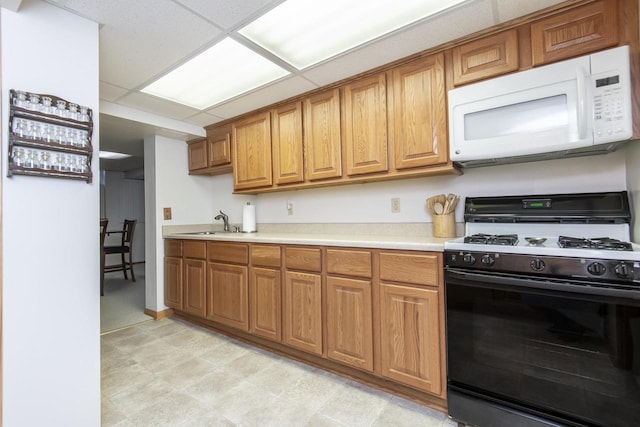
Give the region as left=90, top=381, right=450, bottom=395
left=11, top=0, right=567, bottom=171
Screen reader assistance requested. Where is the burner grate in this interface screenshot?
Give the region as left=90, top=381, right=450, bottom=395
left=464, top=233, right=519, bottom=246
left=558, top=236, right=633, bottom=251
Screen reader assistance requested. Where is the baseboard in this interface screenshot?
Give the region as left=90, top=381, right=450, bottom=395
left=143, top=308, right=173, bottom=320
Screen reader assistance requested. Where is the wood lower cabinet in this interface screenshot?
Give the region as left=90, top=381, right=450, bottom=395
left=378, top=250, right=444, bottom=396
left=183, top=241, right=207, bottom=318
left=207, top=242, right=249, bottom=331
left=326, top=276, right=373, bottom=372
left=283, top=270, right=322, bottom=355
left=249, top=244, right=282, bottom=341
left=164, top=240, right=183, bottom=310
left=379, top=282, right=442, bottom=395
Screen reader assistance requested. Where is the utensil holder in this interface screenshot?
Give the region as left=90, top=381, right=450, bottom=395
left=433, top=213, right=456, bottom=238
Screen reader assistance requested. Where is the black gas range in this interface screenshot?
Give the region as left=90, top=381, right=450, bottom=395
left=444, top=191, right=640, bottom=427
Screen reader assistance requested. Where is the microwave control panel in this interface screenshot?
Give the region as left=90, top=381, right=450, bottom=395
left=591, top=46, right=632, bottom=144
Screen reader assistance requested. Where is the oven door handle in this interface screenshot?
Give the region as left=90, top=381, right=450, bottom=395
left=445, top=268, right=640, bottom=302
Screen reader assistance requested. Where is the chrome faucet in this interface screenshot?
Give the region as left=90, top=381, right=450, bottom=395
left=214, top=210, right=230, bottom=232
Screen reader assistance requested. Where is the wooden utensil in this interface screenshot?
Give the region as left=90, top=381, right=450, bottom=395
left=434, top=202, right=444, bottom=215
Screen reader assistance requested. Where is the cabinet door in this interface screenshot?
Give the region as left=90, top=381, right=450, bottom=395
left=207, top=262, right=249, bottom=331
left=164, top=257, right=183, bottom=310
left=187, top=138, right=207, bottom=171
left=183, top=258, right=206, bottom=317
left=531, top=0, right=617, bottom=66
left=250, top=267, right=282, bottom=341
left=452, top=29, right=519, bottom=86
left=207, top=125, right=231, bottom=166
left=326, top=276, right=373, bottom=372
left=391, top=54, right=448, bottom=170
left=303, top=88, right=342, bottom=181
left=283, top=271, right=322, bottom=355
left=379, top=283, right=442, bottom=395
left=232, top=111, right=273, bottom=190
left=272, top=101, right=304, bottom=185
left=343, top=73, right=388, bottom=176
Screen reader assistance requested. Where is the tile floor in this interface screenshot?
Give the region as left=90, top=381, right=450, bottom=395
left=101, top=317, right=459, bottom=427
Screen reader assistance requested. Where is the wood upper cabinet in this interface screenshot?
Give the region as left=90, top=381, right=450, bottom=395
left=232, top=111, right=273, bottom=190
left=390, top=54, right=448, bottom=170
left=188, top=124, right=232, bottom=175
left=207, top=124, right=232, bottom=167
left=451, top=29, right=519, bottom=86
left=343, top=73, right=388, bottom=176
left=250, top=244, right=282, bottom=342
left=303, top=88, right=342, bottom=181
left=531, top=0, right=618, bottom=66
left=187, top=138, right=208, bottom=171
left=207, top=242, right=249, bottom=331
left=164, top=240, right=183, bottom=310
left=272, top=101, right=304, bottom=185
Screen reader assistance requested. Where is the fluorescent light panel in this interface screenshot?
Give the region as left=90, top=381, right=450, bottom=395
left=142, top=38, right=289, bottom=109
left=99, top=150, right=132, bottom=160
left=239, top=0, right=468, bottom=69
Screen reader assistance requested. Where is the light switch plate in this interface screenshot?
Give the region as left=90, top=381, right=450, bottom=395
left=163, top=207, right=172, bottom=220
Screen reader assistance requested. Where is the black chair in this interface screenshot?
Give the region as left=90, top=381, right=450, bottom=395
left=104, top=219, right=137, bottom=282
left=100, top=218, right=108, bottom=296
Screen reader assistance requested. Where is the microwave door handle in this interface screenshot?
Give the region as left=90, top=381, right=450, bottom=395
left=576, top=68, right=588, bottom=139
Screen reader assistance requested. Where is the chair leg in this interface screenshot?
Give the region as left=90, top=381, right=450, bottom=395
left=122, top=252, right=128, bottom=280
left=100, top=252, right=105, bottom=296
left=129, top=250, right=136, bottom=282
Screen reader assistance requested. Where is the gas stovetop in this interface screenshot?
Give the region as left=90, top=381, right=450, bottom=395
left=444, top=192, right=640, bottom=283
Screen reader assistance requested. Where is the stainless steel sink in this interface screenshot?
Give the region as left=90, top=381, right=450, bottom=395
left=181, top=231, right=217, bottom=235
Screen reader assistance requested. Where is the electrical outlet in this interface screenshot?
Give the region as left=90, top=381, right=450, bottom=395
left=163, top=207, right=172, bottom=220
left=287, top=201, right=294, bottom=216
left=391, top=198, right=401, bottom=213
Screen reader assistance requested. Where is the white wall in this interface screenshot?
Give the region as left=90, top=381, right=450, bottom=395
left=209, top=150, right=628, bottom=225
left=625, top=142, right=640, bottom=241
left=1, top=2, right=100, bottom=426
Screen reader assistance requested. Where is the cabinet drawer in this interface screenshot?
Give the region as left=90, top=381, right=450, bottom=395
left=327, top=249, right=372, bottom=278
left=285, top=247, right=322, bottom=272
left=251, top=244, right=281, bottom=268
left=379, top=252, right=440, bottom=287
left=208, top=242, right=249, bottom=264
left=165, top=239, right=183, bottom=257
left=183, top=241, right=207, bottom=259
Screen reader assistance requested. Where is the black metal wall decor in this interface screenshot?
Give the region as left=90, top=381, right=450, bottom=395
left=8, top=89, right=93, bottom=183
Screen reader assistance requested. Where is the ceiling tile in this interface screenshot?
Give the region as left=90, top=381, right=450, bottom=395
left=303, top=0, right=495, bottom=86
left=205, top=76, right=317, bottom=119
left=494, top=0, right=566, bottom=22
left=62, top=0, right=222, bottom=89
left=117, top=92, right=201, bottom=120
left=183, top=112, right=225, bottom=127
left=99, top=81, right=129, bottom=102
left=175, top=0, right=283, bottom=30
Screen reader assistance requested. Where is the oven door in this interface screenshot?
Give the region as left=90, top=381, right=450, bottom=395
left=445, top=268, right=640, bottom=427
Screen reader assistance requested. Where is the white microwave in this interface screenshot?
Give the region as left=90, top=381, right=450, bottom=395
left=448, top=45, right=632, bottom=167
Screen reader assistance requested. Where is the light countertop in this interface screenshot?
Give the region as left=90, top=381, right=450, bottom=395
left=165, top=230, right=449, bottom=252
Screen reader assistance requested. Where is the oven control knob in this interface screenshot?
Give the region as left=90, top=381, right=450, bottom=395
left=587, top=262, right=606, bottom=276
left=462, top=253, right=476, bottom=265
left=481, top=254, right=495, bottom=267
left=614, top=262, right=631, bottom=278
left=530, top=258, right=545, bottom=271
